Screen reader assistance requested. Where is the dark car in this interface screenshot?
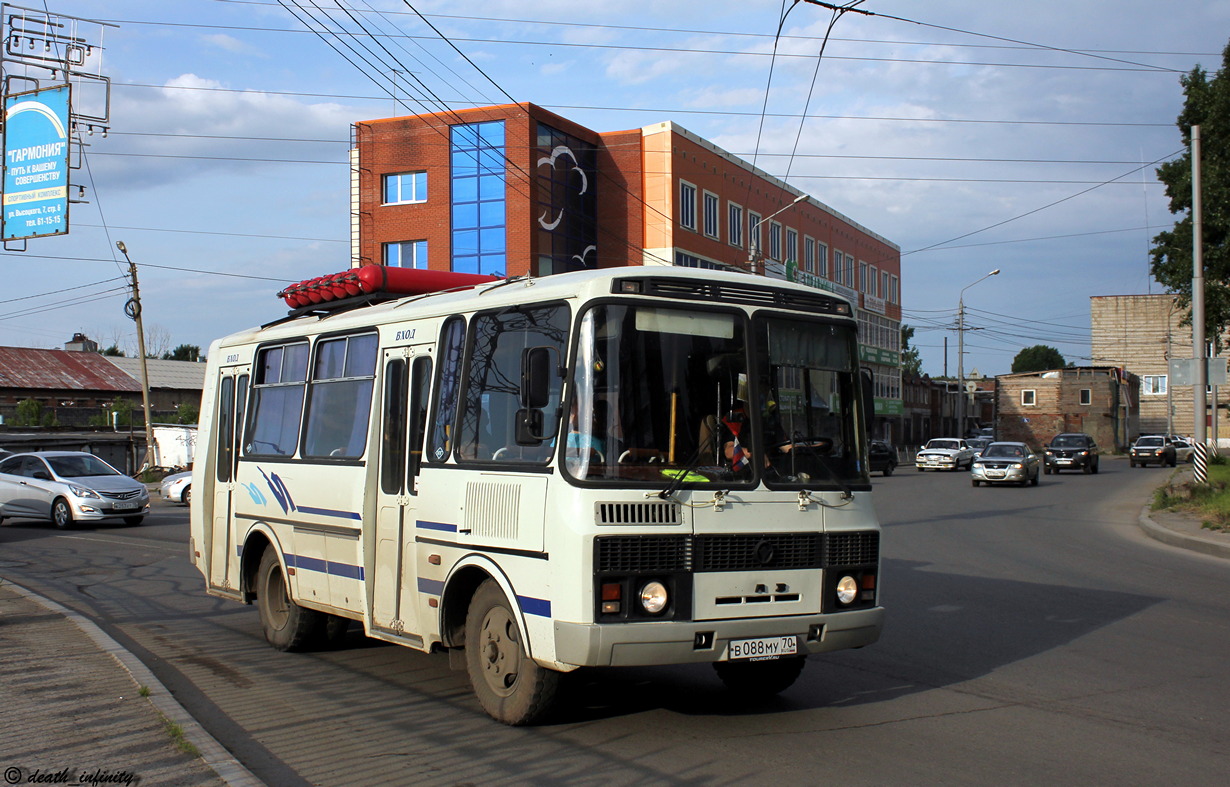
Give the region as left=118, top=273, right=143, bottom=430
left=868, top=440, right=898, bottom=476
left=1044, top=433, right=1099, bottom=474
left=1130, top=435, right=1177, bottom=468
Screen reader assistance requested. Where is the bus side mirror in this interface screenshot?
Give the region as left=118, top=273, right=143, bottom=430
left=860, top=367, right=874, bottom=427
left=515, top=408, right=545, bottom=446
left=521, top=346, right=552, bottom=409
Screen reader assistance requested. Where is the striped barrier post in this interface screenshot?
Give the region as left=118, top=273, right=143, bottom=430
left=1194, top=441, right=1209, bottom=484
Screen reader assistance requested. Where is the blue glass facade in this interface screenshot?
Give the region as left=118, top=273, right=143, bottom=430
left=450, top=121, right=506, bottom=275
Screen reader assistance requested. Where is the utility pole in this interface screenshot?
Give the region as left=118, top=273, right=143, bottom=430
left=957, top=269, right=1000, bottom=437
left=1191, top=125, right=1208, bottom=483
left=116, top=241, right=157, bottom=472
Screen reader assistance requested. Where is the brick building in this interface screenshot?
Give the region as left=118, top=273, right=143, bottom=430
left=995, top=367, right=1138, bottom=450
left=352, top=103, right=904, bottom=438
left=1091, top=293, right=1229, bottom=438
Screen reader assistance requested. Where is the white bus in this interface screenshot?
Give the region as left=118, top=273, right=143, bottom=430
left=189, top=265, right=884, bottom=725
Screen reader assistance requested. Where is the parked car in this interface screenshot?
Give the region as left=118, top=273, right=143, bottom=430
left=1129, top=435, right=1177, bottom=468
left=0, top=451, right=149, bottom=528
left=868, top=440, right=898, bottom=476
left=160, top=470, right=192, bottom=505
left=970, top=442, right=1042, bottom=487
left=916, top=438, right=976, bottom=472
left=1172, top=439, right=1196, bottom=464
left=1043, top=432, right=1099, bottom=474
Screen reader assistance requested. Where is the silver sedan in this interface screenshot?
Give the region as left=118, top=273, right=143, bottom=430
left=970, top=442, right=1042, bottom=487
left=0, top=451, right=150, bottom=527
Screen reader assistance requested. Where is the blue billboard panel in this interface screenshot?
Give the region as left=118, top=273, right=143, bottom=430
left=3, top=85, right=70, bottom=240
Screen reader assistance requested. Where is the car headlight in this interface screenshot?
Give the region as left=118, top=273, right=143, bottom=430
left=836, top=575, right=859, bottom=605
left=1011, top=463, right=1023, bottom=469
left=639, top=581, right=669, bottom=614
left=69, top=485, right=100, bottom=499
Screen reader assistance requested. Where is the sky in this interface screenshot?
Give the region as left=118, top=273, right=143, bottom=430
left=0, top=0, right=1226, bottom=378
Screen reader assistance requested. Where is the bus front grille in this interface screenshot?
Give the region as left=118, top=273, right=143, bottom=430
left=595, top=501, right=683, bottom=526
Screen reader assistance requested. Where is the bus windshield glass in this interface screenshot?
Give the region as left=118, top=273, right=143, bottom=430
left=563, top=302, right=866, bottom=489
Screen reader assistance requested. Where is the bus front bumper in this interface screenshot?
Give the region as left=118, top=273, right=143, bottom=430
left=552, top=606, right=884, bottom=668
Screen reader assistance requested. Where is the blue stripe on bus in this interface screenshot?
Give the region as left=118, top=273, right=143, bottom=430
left=517, top=595, right=551, bottom=618
left=282, top=552, right=365, bottom=581
left=295, top=506, right=363, bottom=521
left=417, top=520, right=458, bottom=533
left=418, top=577, right=444, bottom=595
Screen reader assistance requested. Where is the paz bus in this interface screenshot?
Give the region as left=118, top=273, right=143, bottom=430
left=189, top=264, right=884, bottom=725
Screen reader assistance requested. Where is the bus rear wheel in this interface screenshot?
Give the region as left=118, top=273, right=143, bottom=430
left=256, top=548, right=320, bottom=652
left=714, top=655, right=806, bottom=697
left=465, top=579, right=560, bottom=725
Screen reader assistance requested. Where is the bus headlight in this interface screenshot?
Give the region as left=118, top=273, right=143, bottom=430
left=836, top=575, right=859, bottom=605
left=640, top=581, right=669, bottom=614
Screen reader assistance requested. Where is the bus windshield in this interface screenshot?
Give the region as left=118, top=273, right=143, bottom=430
left=563, top=302, right=866, bottom=489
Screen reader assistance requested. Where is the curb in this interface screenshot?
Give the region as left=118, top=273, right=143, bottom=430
left=1136, top=507, right=1230, bottom=560
left=4, top=579, right=263, bottom=787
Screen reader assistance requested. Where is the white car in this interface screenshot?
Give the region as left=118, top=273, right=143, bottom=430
left=916, top=438, right=976, bottom=472
left=160, top=470, right=192, bottom=505
left=0, top=451, right=150, bottom=528
left=1172, top=440, right=1196, bottom=463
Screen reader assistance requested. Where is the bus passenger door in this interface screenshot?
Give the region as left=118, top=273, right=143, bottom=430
left=370, top=348, right=432, bottom=641
left=207, top=370, right=248, bottom=593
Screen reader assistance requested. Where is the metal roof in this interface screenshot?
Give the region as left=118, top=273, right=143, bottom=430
left=0, top=347, right=142, bottom=392
left=103, top=356, right=206, bottom=391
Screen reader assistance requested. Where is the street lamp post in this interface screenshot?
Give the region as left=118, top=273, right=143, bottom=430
left=747, top=193, right=807, bottom=275
left=957, top=268, right=1000, bottom=437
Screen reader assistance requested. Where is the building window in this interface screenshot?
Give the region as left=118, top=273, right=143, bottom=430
left=1021, top=389, right=1036, bottom=406
left=818, top=242, right=828, bottom=278
left=728, top=202, right=743, bottom=248
left=803, top=236, right=815, bottom=273
left=1143, top=375, right=1167, bottom=395
left=869, top=265, right=879, bottom=297
left=768, top=221, right=782, bottom=261
left=703, top=191, right=720, bottom=239
left=748, top=211, right=762, bottom=255
left=882, top=270, right=891, bottom=300
left=535, top=122, right=597, bottom=274
left=451, top=121, right=506, bottom=276
left=785, top=228, right=798, bottom=267
left=890, top=274, right=899, bottom=304
left=383, top=171, right=427, bottom=204
left=859, top=261, right=868, bottom=292
left=1080, top=388, right=1092, bottom=406
left=834, top=250, right=846, bottom=285
left=384, top=240, right=427, bottom=268
left=679, top=181, right=697, bottom=231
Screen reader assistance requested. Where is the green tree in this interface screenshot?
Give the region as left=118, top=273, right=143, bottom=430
left=163, top=344, right=203, bottom=362
left=1151, top=41, right=1230, bottom=346
left=1012, top=345, right=1066, bottom=373
left=900, top=324, right=922, bottom=376
left=13, top=398, right=57, bottom=427
left=174, top=402, right=199, bottom=425
left=101, top=345, right=125, bottom=357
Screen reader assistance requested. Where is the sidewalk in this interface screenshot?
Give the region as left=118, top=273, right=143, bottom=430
left=1135, top=464, right=1230, bottom=560
left=0, top=580, right=259, bottom=787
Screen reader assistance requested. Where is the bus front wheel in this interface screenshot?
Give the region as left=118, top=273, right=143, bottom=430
left=464, top=579, right=560, bottom=725
left=714, top=655, right=806, bottom=697
left=256, top=548, right=319, bottom=652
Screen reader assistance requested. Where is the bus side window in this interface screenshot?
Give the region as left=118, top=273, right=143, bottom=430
left=380, top=358, right=408, bottom=495
left=407, top=356, right=432, bottom=488
left=216, top=376, right=234, bottom=483
left=427, top=317, right=465, bottom=463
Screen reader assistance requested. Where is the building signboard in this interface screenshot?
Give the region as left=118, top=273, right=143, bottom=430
left=2, top=84, right=70, bottom=240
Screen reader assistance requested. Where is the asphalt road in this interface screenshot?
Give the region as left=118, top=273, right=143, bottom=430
left=2, top=459, right=1228, bottom=785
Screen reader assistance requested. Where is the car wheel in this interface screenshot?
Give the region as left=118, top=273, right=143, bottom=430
left=1092, top=459, right=1099, bottom=474
left=1082, top=462, right=1092, bottom=474
left=971, top=479, right=979, bottom=487
left=51, top=498, right=74, bottom=529
left=182, top=486, right=191, bottom=506
left=917, top=466, right=924, bottom=472
left=123, top=516, right=144, bottom=526
left=1031, top=471, right=1040, bottom=486
left=465, top=579, right=561, bottom=725
left=1129, top=461, right=1136, bottom=468
left=883, top=463, right=894, bottom=477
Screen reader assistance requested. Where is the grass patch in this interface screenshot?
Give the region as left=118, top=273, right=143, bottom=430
left=1152, top=461, right=1230, bottom=531
left=160, top=715, right=200, bottom=757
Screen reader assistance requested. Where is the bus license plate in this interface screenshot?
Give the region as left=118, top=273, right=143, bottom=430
left=729, top=635, right=797, bottom=661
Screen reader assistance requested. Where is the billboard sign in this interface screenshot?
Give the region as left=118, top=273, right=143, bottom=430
left=3, top=84, right=70, bottom=240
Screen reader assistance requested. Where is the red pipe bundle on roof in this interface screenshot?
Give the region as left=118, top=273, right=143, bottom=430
left=277, top=267, right=499, bottom=308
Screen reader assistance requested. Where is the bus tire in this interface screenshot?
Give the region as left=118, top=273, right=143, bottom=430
left=465, top=579, right=560, bottom=725
left=256, top=548, right=320, bottom=652
left=714, top=655, right=806, bottom=697
left=315, top=614, right=351, bottom=649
